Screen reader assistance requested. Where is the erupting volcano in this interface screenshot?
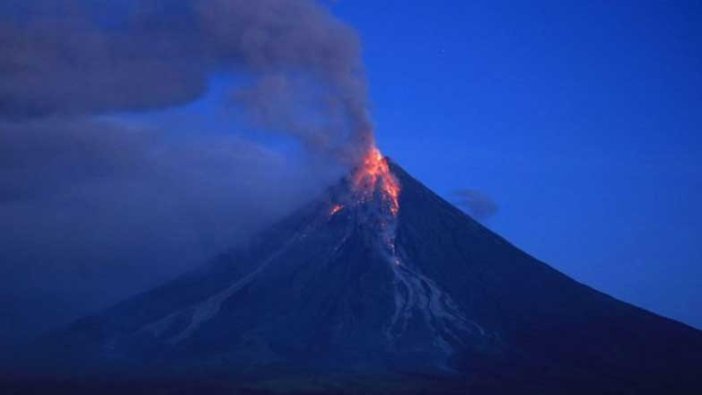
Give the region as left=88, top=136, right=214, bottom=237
left=7, top=158, right=702, bottom=394
left=352, top=146, right=401, bottom=216
left=4, top=0, right=700, bottom=393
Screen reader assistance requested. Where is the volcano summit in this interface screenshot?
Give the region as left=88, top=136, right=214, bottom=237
left=5, top=154, right=702, bottom=394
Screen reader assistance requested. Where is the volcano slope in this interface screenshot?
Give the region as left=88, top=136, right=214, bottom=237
left=4, top=161, right=702, bottom=394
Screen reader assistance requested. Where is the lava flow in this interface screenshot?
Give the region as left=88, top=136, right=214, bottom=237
left=329, top=204, right=344, bottom=216
left=352, top=146, right=401, bottom=216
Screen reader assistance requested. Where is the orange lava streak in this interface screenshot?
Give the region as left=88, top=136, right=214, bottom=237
left=352, top=146, right=400, bottom=215
left=329, top=204, right=344, bottom=216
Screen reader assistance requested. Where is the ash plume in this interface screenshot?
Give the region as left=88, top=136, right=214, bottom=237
left=0, top=0, right=374, bottom=162
left=454, top=189, right=499, bottom=221
left=0, top=0, right=372, bottom=345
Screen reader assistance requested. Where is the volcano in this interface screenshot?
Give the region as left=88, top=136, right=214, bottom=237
left=6, top=156, right=702, bottom=394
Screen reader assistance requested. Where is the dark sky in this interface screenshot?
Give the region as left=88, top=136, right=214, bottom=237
left=0, top=0, right=700, bottom=342
left=333, top=0, right=702, bottom=328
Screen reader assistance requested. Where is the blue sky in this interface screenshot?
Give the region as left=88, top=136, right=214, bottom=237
left=331, top=0, right=702, bottom=327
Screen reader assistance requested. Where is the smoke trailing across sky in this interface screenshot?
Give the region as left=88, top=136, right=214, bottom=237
left=453, top=189, right=499, bottom=222
left=0, top=0, right=374, bottom=161
left=0, top=0, right=373, bottom=345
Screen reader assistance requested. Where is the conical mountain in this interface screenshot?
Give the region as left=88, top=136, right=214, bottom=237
left=9, top=160, right=702, bottom=394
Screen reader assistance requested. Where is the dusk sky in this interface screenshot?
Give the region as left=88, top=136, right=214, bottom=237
left=333, top=0, right=702, bottom=328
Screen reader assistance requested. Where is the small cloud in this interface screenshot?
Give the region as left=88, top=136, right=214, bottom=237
left=453, top=189, right=499, bottom=221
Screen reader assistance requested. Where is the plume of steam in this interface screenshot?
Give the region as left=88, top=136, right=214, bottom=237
left=454, top=189, right=499, bottom=221
left=204, top=0, right=374, bottom=162
left=0, top=0, right=374, bottom=163
left=0, top=0, right=373, bottom=344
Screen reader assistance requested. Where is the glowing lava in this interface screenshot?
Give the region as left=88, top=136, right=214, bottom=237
left=352, top=146, right=400, bottom=215
left=329, top=204, right=344, bottom=216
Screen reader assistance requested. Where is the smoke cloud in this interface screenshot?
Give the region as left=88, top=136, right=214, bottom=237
left=0, top=0, right=373, bottom=161
left=0, top=117, right=335, bottom=346
left=454, top=189, right=499, bottom=222
left=0, top=0, right=371, bottom=346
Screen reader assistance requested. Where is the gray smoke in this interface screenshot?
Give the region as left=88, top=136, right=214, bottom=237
left=0, top=0, right=371, bottom=346
left=206, top=0, right=374, bottom=161
left=0, top=0, right=374, bottom=161
left=454, top=189, right=499, bottom=222
left=0, top=116, right=334, bottom=346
